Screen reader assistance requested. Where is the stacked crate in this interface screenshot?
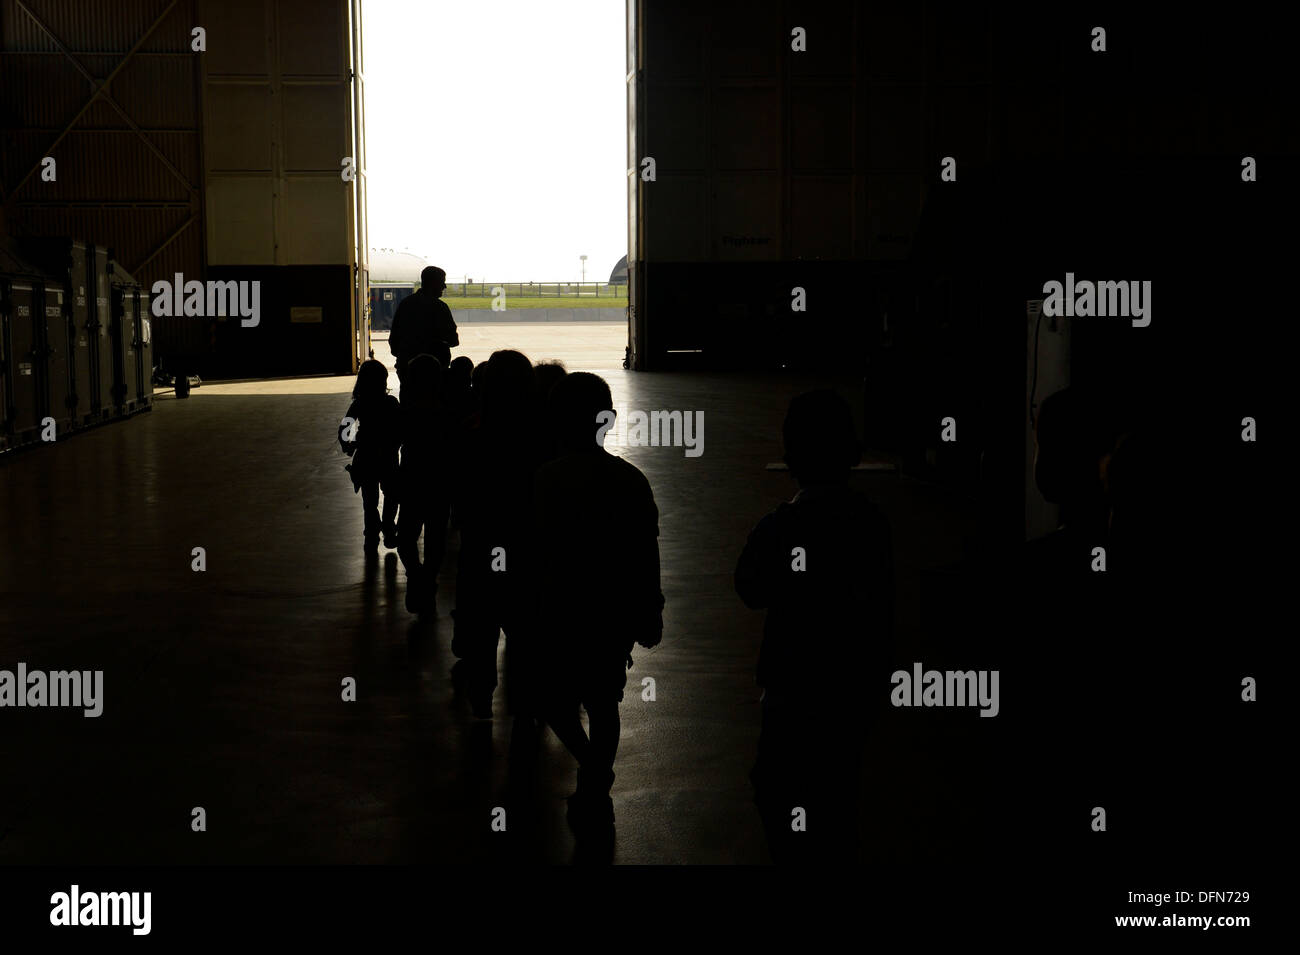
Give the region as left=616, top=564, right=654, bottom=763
left=0, top=237, right=154, bottom=455
left=109, top=260, right=154, bottom=416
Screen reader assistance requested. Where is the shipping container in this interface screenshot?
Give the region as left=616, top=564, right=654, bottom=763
left=108, top=260, right=153, bottom=416
left=41, top=283, right=75, bottom=438
left=21, top=238, right=98, bottom=428
left=109, top=282, right=133, bottom=415
left=135, top=287, right=154, bottom=411
left=87, top=244, right=115, bottom=422
left=66, top=242, right=95, bottom=427
left=1, top=241, right=155, bottom=451
left=0, top=277, right=43, bottom=446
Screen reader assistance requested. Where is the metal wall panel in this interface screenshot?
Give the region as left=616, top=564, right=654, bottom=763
left=282, top=84, right=347, bottom=170
left=712, top=85, right=781, bottom=169
left=927, top=85, right=992, bottom=167
left=787, top=0, right=856, bottom=78
left=643, top=0, right=703, bottom=78
left=790, top=83, right=854, bottom=170
left=203, top=0, right=271, bottom=75
left=865, top=84, right=924, bottom=170
left=205, top=176, right=276, bottom=263
left=865, top=172, right=921, bottom=260
left=202, top=0, right=354, bottom=267
left=711, top=0, right=779, bottom=78
left=204, top=85, right=274, bottom=169
left=644, top=84, right=707, bottom=170
left=643, top=176, right=706, bottom=262
left=279, top=0, right=345, bottom=75
left=713, top=173, right=781, bottom=260
left=925, top=5, right=991, bottom=83
left=197, top=0, right=366, bottom=374
left=283, top=176, right=347, bottom=263
left=790, top=175, right=853, bottom=260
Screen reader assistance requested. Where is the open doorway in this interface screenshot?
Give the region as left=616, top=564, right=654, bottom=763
left=361, top=0, right=629, bottom=374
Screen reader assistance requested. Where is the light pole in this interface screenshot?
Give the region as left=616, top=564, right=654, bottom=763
left=580, top=254, right=587, bottom=286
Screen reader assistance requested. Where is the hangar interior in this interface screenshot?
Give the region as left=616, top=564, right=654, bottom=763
left=0, top=0, right=1279, bottom=872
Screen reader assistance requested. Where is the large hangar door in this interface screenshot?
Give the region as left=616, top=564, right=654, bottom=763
left=626, top=0, right=644, bottom=370
left=349, top=0, right=369, bottom=370
left=200, top=0, right=366, bottom=377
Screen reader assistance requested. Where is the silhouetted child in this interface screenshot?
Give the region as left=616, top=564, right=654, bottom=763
left=532, top=360, right=567, bottom=404
left=532, top=361, right=568, bottom=464
left=446, top=355, right=475, bottom=427
left=735, top=389, right=892, bottom=865
left=533, top=373, right=664, bottom=835
left=396, top=353, right=451, bottom=615
left=1014, top=386, right=1119, bottom=862
left=1028, top=386, right=1115, bottom=569
left=470, top=359, right=488, bottom=399
left=443, top=356, right=476, bottom=533
left=451, top=350, right=541, bottom=718
left=338, top=359, right=401, bottom=553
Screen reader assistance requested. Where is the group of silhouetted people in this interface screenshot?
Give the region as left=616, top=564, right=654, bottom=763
left=731, top=383, right=1178, bottom=866
left=339, top=282, right=900, bottom=857
left=338, top=267, right=664, bottom=836
left=338, top=266, right=1177, bottom=863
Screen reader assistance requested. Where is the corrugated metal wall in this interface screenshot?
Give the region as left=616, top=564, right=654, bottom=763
left=0, top=0, right=206, bottom=359
left=2, top=0, right=367, bottom=376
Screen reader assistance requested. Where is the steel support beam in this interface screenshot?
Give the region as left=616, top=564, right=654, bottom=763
left=6, top=0, right=185, bottom=200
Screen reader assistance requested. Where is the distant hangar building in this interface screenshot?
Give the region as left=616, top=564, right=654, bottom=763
left=609, top=255, right=628, bottom=285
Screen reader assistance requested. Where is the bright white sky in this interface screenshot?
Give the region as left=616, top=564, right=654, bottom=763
left=363, top=0, right=626, bottom=284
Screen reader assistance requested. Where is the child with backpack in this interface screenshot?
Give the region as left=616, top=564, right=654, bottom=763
left=339, top=359, right=401, bottom=553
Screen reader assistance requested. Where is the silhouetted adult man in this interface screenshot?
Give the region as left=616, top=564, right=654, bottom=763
left=390, top=266, right=459, bottom=379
